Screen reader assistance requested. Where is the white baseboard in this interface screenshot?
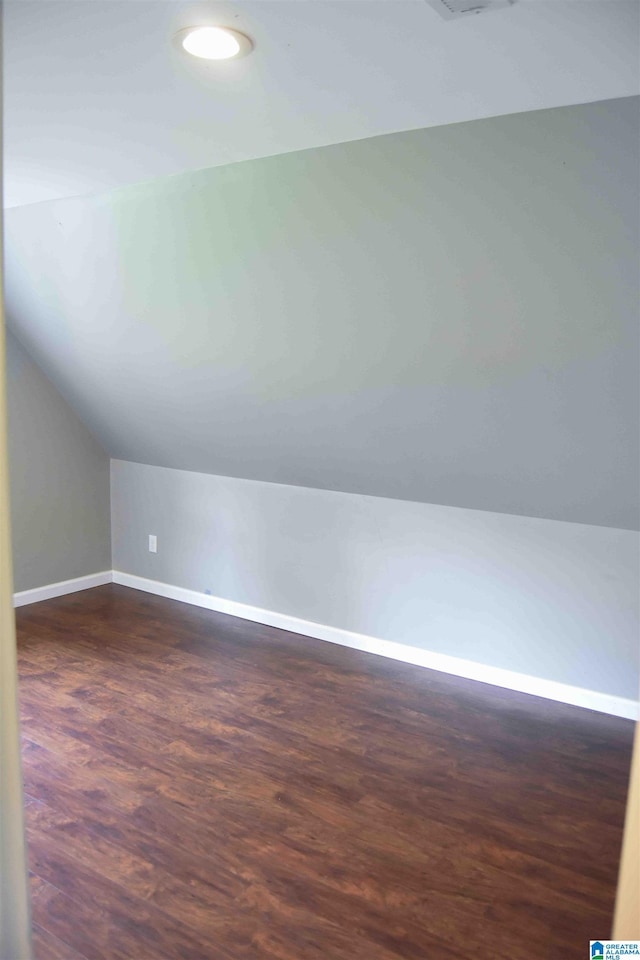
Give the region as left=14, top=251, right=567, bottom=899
left=13, top=568, right=638, bottom=720
left=13, top=571, right=113, bottom=608
left=112, top=570, right=639, bottom=721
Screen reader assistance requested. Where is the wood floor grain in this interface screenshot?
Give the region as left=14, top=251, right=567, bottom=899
left=16, top=584, right=634, bottom=960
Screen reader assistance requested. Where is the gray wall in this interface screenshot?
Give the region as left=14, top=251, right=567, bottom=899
left=6, top=97, right=639, bottom=530
left=6, top=330, right=111, bottom=591
left=111, top=459, right=640, bottom=701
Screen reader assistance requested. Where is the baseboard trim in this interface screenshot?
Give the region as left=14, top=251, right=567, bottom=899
left=13, top=571, right=113, bottom=608
left=112, top=571, right=639, bottom=721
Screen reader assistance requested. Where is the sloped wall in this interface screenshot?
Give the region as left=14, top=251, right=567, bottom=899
left=6, top=96, right=639, bottom=530
left=6, top=330, right=111, bottom=591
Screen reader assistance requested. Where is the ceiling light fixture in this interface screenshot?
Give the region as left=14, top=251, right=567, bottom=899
left=176, top=26, right=253, bottom=61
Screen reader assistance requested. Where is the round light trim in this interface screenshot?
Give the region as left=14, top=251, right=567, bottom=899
left=176, top=26, right=252, bottom=61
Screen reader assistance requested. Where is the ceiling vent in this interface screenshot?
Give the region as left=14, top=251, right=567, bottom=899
left=426, top=0, right=515, bottom=20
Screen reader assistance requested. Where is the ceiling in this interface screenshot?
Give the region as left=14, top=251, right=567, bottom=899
left=4, top=0, right=639, bottom=208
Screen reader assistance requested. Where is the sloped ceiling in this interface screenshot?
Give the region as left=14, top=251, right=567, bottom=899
left=6, top=97, right=639, bottom=530
left=4, top=0, right=639, bottom=208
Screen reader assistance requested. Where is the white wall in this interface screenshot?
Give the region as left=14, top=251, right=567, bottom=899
left=111, top=459, right=639, bottom=705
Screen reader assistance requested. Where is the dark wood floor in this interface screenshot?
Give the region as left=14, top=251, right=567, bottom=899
left=16, top=584, right=633, bottom=960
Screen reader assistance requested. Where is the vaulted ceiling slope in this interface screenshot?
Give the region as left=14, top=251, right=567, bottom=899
left=4, top=0, right=639, bottom=208
left=5, top=97, right=640, bottom=530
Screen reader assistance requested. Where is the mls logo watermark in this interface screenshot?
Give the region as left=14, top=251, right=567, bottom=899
left=591, top=943, right=640, bottom=959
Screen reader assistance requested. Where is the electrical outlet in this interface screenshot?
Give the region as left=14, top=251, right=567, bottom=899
left=148, top=534, right=157, bottom=553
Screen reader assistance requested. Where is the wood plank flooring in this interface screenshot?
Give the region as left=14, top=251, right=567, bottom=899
left=16, top=584, right=634, bottom=960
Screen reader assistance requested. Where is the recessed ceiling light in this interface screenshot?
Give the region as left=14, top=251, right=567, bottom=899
left=175, top=26, right=253, bottom=61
